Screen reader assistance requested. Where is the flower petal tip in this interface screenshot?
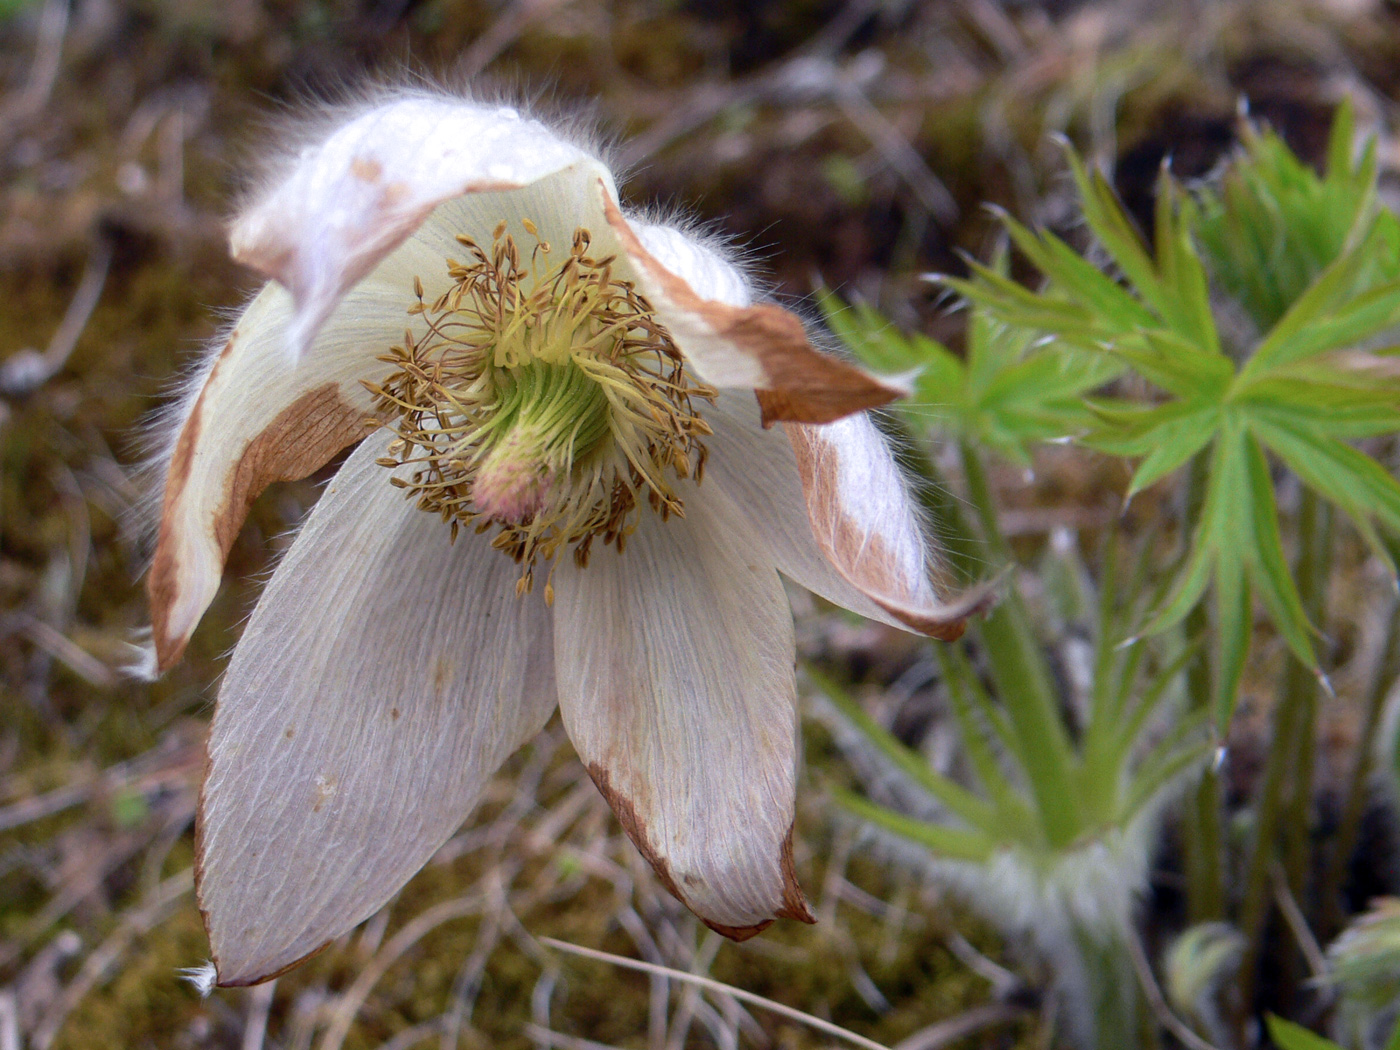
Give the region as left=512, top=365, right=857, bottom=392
left=755, top=365, right=909, bottom=428
left=873, top=579, right=999, bottom=641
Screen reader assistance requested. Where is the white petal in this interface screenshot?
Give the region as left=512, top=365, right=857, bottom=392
left=197, top=434, right=557, bottom=986
left=552, top=483, right=813, bottom=937
left=703, top=392, right=989, bottom=638
left=598, top=186, right=909, bottom=425
left=230, top=95, right=612, bottom=355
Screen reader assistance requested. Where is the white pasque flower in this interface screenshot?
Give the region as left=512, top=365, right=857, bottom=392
left=147, top=90, right=985, bottom=987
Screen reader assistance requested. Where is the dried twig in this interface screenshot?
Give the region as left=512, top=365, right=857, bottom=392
left=0, top=239, right=112, bottom=397
left=541, top=938, right=893, bottom=1050
left=1124, top=927, right=1224, bottom=1050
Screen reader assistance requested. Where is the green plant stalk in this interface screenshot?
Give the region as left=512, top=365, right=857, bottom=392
left=1318, top=592, right=1400, bottom=942
left=1237, top=488, right=1330, bottom=1006
left=1181, top=453, right=1226, bottom=923
left=1072, top=927, right=1151, bottom=1050
left=1279, top=498, right=1332, bottom=1001
left=1283, top=498, right=1332, bottom=899
left=958, top=439, right=1084, bottom=848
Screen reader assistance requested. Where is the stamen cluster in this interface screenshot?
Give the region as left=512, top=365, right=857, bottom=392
left=366, top=221, right=715, bottom=595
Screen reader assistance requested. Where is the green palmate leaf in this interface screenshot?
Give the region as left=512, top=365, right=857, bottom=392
left=1265, top=1015, right=1345, bottom=1050
left=1141, top=420, right=1315, bottom=723
left=1238, top=374, right=1400, bottom=438
left=811, top=668, right=1000, bottom=834
left=830, top=787, right=997, bottom=863
left=1213, top=558, right=1252, bottom=727
left=1083, top=399, right=1222, bottom=499
left=994, top=208, right=1158, bottom=329
left=1194, top=98, right=1395, bottom=333
left=1240, top=430, right=1316, bottom=666
left=1155, top=170, right=1221, bottom=355
left=826, top=284, right=1114, bottom=463
left=1244, top=251, right=1400, bottom=379
left=1061, top=147, right=1173, bottom=323
left=1249, top=415, right=1400, bottom=533
left=947, top=259, right=1116, bottom=338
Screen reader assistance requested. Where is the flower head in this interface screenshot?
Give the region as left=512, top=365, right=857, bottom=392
left=147, top=89, right=986, bottom=987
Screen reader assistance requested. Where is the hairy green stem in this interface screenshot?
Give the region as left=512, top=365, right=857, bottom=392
left=1319, top=590, right=1400, bottom=941
left=1237, top=488, right=1330, bottom=1007
left=1181, top=454, right=1225, bottom=922
left=958, top=439, right=1083, bottom=848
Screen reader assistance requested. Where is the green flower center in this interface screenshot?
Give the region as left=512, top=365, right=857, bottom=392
left=367, top=221, right=714, bottom=598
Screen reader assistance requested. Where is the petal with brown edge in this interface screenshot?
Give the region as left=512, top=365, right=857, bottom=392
left=552, top=482, right=814, bottom=938
left=784, top=414, right=994, bottom=638
left=149, top=283, right=379, bottom=671
left=599, top=187, right=909, bottom=426
left=229, top=95, right=610, bottom=356
left=198, top=433, right=557, bottom=987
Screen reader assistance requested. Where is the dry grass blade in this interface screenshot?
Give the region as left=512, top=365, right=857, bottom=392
left=890, top=1002, right=1027, bottom=1050
left=317, top=892, right=493, bottom=1050
left=540, top=937, right=893, bottom=1050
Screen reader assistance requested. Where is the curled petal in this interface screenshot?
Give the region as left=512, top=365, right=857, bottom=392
left=197, top=435, right=557, bottom=986
left=147, top=285, right=382, bottom=670
left=230, top=95, right=611, bottom=355
left=704, top=392, right=990, bottom=637
left=784, top=416, right=993, bottom=636
left=552, top=485, right=813, bottom=937
left=601, top=188, right=909, bottom=425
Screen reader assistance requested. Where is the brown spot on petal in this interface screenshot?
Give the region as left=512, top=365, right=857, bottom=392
left=349, top=157, right=382, bottom=182
left=149, top=376, right=365, bottom=670
left=600, top=194, right=904, bottom=426
left=784, top=423, right=992, bottom=640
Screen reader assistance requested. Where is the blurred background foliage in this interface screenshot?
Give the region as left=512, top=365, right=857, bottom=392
left=7, top=0, right=1400, bottom=1047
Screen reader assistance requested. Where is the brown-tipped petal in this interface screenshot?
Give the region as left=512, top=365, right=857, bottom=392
left=552, top=483, right=814, bottom=936
left=148, top=284, right=387, bottom=671
left=598, top=187, right=908, bottom=425
left=197, top=434, right=557, bottom=987
left=229, top=97, right=609, bottom=355
left=703, top=391, right=991, bottom=638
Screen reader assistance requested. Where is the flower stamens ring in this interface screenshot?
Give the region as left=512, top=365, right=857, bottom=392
left=367, top=221, right=714, bottom=594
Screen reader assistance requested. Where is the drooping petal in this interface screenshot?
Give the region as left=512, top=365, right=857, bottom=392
left=197, top=434, right=557, bottom=986
left=703, top=391, right=990, bottom=638
left=551, top=483, right=813, bottom=938
left=599, top=188, right=909, bottom=425
left=230, top=94, right=611, bottom=356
